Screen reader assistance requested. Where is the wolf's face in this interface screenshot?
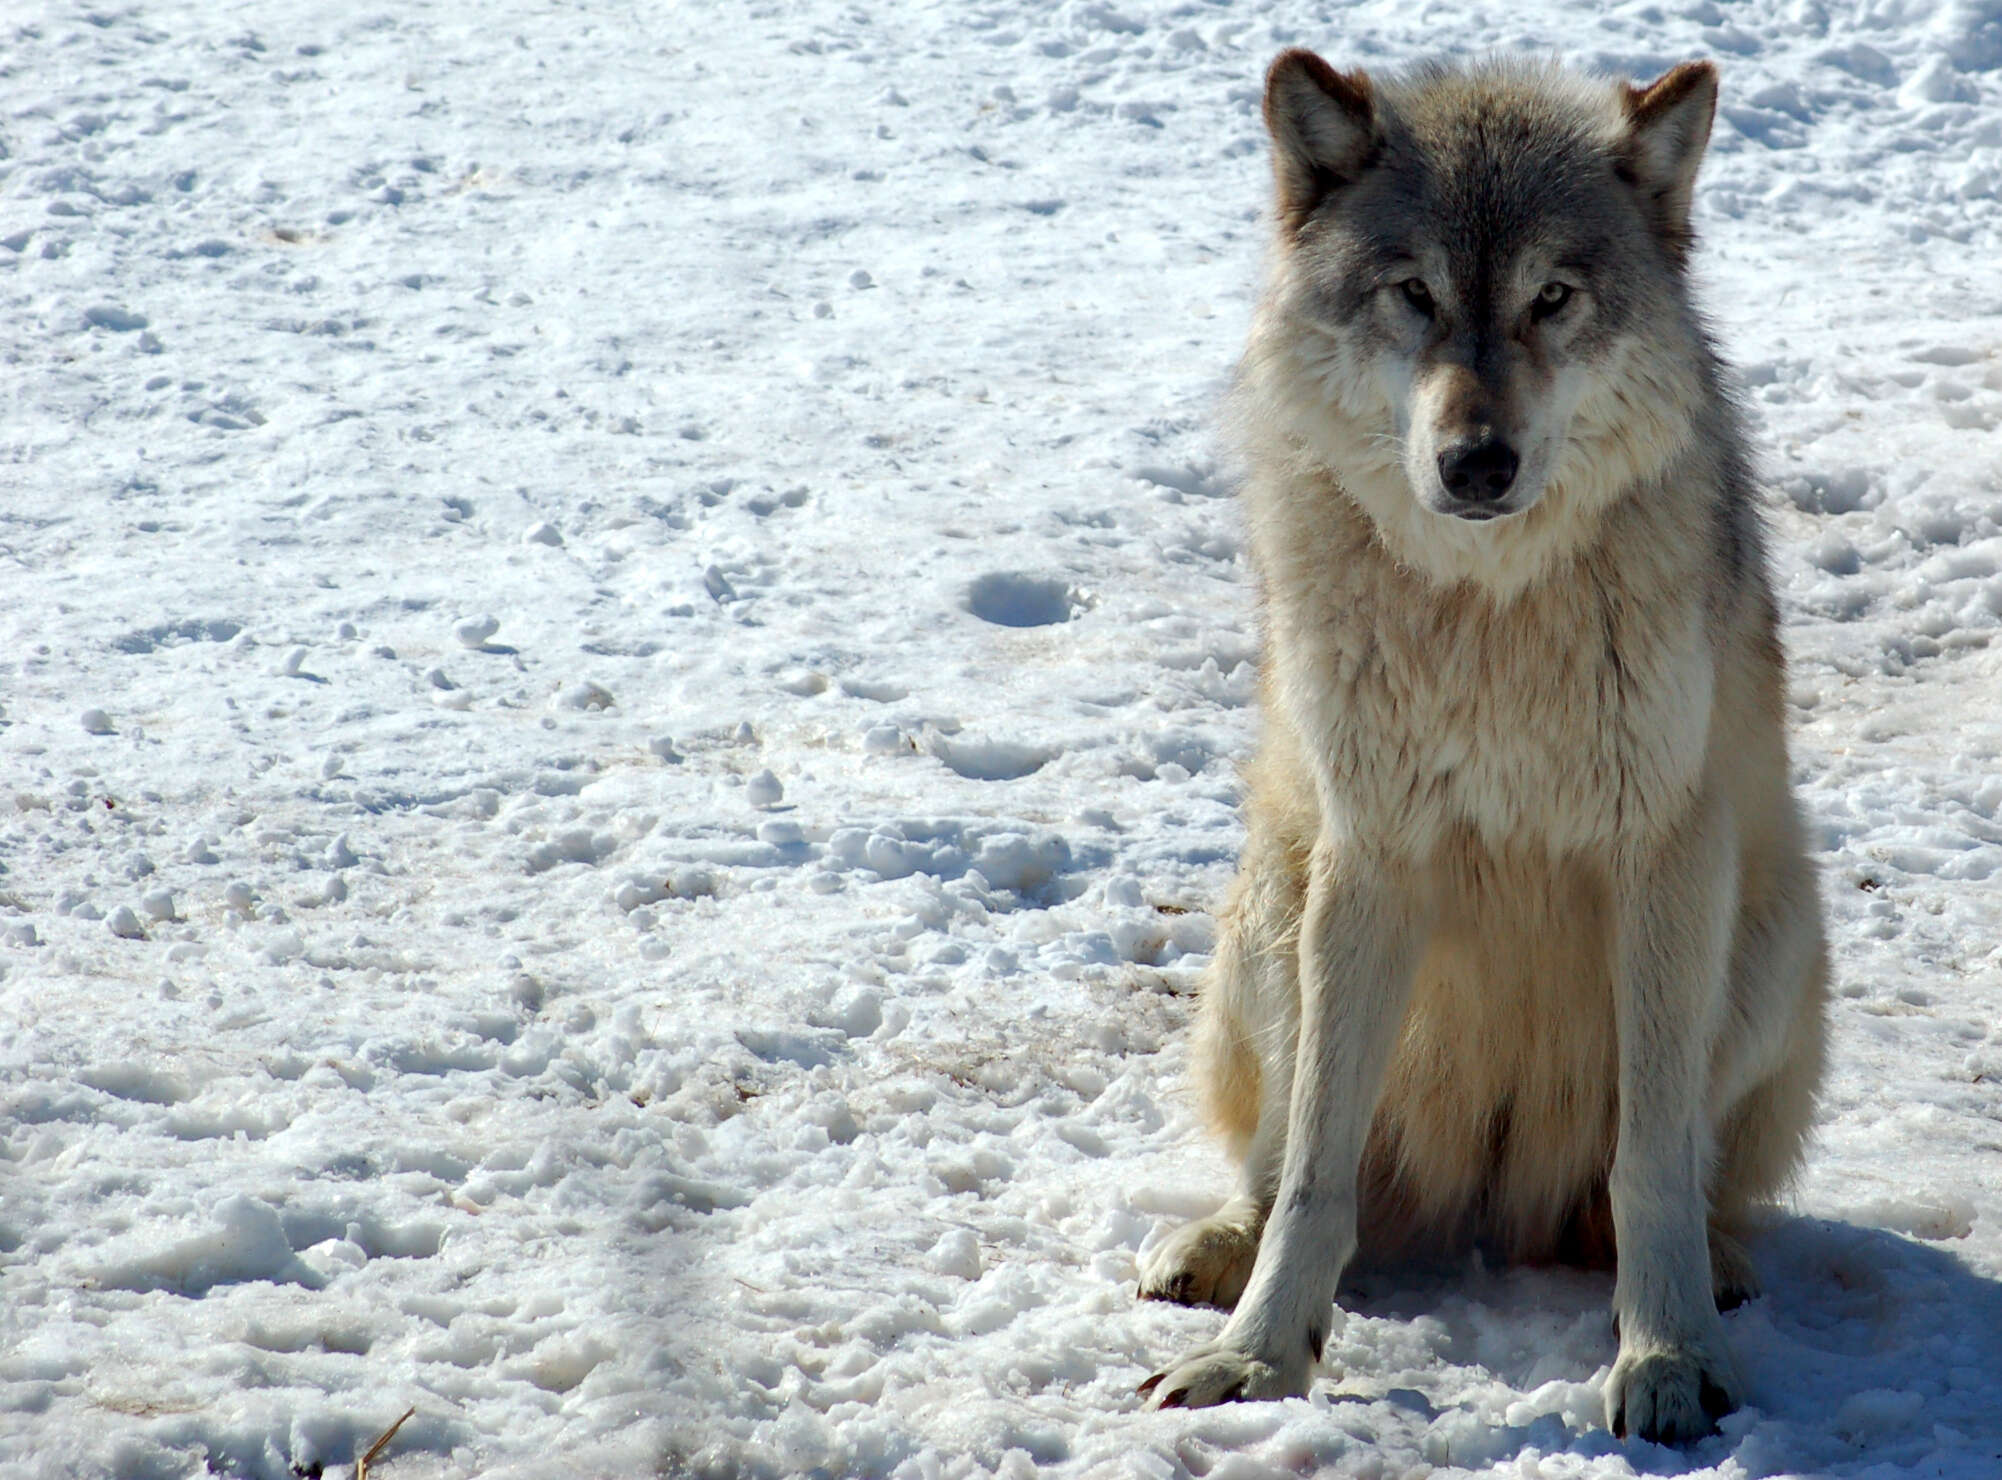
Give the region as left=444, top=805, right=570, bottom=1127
left=1361, top=233, right=1597, bottom=524
left=1250, top=54, right=1718, bottom=553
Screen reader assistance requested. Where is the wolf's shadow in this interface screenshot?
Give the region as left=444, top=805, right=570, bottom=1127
left=1332, top=1215, right=2002, bottom=1477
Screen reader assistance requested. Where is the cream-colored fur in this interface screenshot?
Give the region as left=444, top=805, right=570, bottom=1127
left=1138, top=52, right=1829, bottom=1447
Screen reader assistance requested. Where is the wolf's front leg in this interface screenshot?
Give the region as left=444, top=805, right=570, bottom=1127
left=1605, top=798, right=1746, bottom=1444
left=1143, top=853, right=1421, bottom=1408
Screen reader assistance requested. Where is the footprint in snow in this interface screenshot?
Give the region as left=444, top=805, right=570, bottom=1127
left=927, top=734, right=1054, bottom=781
left=964, top=572, right=1085, bottom=628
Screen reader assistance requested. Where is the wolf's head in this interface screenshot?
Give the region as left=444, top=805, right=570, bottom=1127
left=1241, top=53, right=1723, bottom=591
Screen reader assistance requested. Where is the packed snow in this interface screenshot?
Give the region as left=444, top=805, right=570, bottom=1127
left=2, top=0, right=2000, bottom=1476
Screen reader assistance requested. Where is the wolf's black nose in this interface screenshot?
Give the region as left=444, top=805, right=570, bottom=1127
left=1438, top=441, right=1519, bottom=501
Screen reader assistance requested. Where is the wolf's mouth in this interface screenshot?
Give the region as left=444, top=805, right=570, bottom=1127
left=1432, top=498, right=1525, bottom=523
left=1416, top=472, right=1540, bottom=524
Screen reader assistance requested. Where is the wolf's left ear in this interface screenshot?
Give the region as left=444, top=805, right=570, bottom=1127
left=1264, top=49, right=1377, bottom=232
left=1621, top=61, right=1718, bottom=256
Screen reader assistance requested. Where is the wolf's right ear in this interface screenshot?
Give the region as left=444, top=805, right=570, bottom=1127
left=1621, top=62, right=1718, bottom=258
left=1263, top=50, right=1377, bottom=232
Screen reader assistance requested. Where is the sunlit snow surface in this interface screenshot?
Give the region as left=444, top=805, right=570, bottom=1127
left=3, top=0, right=2001, bottom=1475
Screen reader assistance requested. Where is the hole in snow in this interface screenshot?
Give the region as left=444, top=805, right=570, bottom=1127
left=965, top=572, right=1079, bottom=628
left=929, top=735, right=1053, bottom=781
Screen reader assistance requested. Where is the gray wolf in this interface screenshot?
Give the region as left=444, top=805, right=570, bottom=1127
left=1135, top=51, right=1828, bottom=1446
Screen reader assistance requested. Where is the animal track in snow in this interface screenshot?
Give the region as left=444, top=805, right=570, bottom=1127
left=964, top=572, right=1084, bottom=627
left=927, top=734, right=1054, bottom=781
left=112, top=618, right=243, bottom=654
left=1132, top=462, right=1231, bottom=500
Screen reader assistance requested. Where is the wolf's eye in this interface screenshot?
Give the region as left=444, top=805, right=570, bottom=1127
left=1531, top=282, right=1573, bottom=320
left=1399, top=279, right=1435, bottom=317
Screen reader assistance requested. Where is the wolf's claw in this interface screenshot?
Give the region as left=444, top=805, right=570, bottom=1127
left=1141, top=1343, right=1303, bottom=1410
left=1606, top=1344, right=1742, bottom=1444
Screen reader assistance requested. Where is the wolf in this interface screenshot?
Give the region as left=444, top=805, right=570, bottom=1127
left=1135, top=52, right=1828, bottom=1446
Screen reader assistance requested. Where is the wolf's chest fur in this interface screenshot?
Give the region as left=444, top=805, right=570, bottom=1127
left=1260, top=488, right=1715, bottom=857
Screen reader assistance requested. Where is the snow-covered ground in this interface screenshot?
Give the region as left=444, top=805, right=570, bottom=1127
left=3, top=0, right=2000, bottom=1475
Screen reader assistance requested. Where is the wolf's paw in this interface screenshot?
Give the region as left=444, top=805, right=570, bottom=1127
left=1606, top=1342, right=1742, bottom=1445
left=1138, top=1209, right=1261, bottom=1309
left=1138, top=1341, right=1305, bottom=1409
left=1708, top=1227, right=1761, bottom=1312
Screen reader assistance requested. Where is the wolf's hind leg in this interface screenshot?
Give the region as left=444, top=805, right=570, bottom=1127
left=1706, top=861, right=1826, bottom=1314
left=1138, top=1048, right=1289, bottom=1309
left=1139, top=840, right=1301, bottom=1310
left=1708, top=1224, right=1759, bottom=1312
left=1139, top=1195, right=1265, bottom=1309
